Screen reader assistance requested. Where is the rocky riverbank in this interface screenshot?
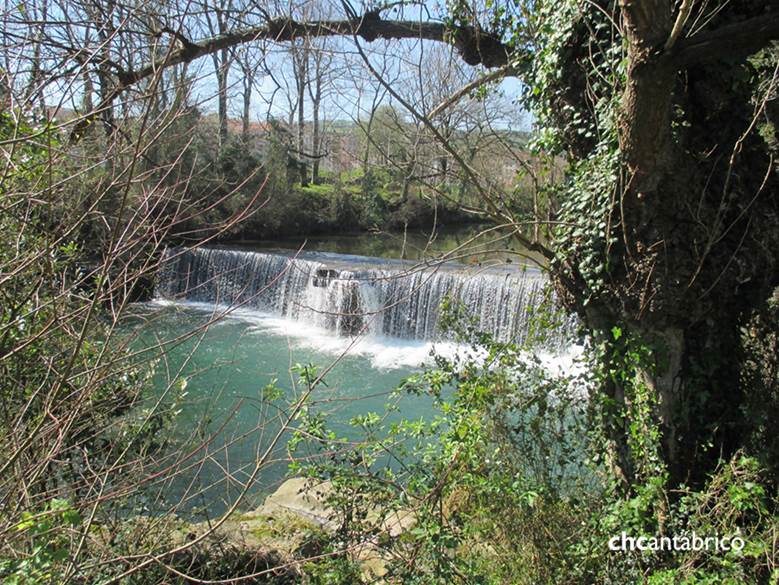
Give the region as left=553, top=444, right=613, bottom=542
left=179, top=477, right=414, bottom=582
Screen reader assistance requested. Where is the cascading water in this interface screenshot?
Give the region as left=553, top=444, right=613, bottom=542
left=155, top=247, right=572, bottom=346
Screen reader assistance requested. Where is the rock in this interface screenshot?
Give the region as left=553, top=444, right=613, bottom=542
left=257, top=477, right=336, bottom=529
left=187, top=477, right=416, bottom=582
left=192, top=479, right=333, bottom=558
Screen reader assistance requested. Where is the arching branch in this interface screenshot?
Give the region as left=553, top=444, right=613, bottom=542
left=69, top=15, right=513, bottom=142
left=428, top=65, right=516, bottom=120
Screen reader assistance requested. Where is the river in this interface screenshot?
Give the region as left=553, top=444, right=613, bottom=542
left=118, top=227, right=572, bottom=518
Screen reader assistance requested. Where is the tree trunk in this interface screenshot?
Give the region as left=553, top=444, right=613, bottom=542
left=242, top=65, right=254, bottom=141
left=206, top=2, right=232, bottom=147
left=362, top=109, right=377, bottom=174
left=293, top=41, right=309, bottom=186
left=81, top=69, right=94, bottom=114
left=594, top=316, right=747, bottom=489
left=92, top=10, right=115, bottom=140
left=311, top=88, right=321, bottom=184
left=24, top=0, right=47, bottom=118
left=560, top=0, right=777, bottom=490
left=216, top=48, right=229, bottom=145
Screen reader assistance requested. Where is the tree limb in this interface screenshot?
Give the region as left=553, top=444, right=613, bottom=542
left=664, top=10, right=779, bottom=68
left=69, top=15, right=512, bottom=142
left=663, top=0, right=694, bottom=51
left=428, top=65, right=516, bottom=120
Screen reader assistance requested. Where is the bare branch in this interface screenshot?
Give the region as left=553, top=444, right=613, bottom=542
left=428, top=64, right=516, bottom=120
left=69, top=14, right=513, bottom=142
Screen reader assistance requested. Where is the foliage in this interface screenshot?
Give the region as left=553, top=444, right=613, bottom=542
left=0, top=499, right=81, bottom=584
left=0, top=110, right=186, bottom=583
left=301, top=554, right=364, bottom=585
left=287, top=301, right=778, bottom=584
left=288, top=299, right=595, bottom=583
left=737, top=294, right=779, bottom=496
left=152, top=114, right=476, bottom=242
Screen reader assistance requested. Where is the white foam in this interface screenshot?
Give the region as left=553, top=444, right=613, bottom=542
left=247, top=313, right=462, bottom=369
left=148, top=299, right=583, bottom=375
left=148, top=299, right=459, bottom=369
left=536, top=344, right=586, bottom=377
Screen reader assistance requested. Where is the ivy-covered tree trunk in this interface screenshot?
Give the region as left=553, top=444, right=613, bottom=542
left=548, top=0, right=779, bottom=489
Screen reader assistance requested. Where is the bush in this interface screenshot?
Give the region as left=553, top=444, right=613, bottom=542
left=286, top=299, right=779, bottom=584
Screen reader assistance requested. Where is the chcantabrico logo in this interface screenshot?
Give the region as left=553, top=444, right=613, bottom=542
left=608, top=531, right=745, bottom=553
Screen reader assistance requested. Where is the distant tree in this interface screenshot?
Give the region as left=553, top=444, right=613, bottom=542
left=203, top=0, right=234, bottom=145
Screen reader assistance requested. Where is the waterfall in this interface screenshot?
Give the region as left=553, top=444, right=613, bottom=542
left=156, top=247, right=573, bottom=346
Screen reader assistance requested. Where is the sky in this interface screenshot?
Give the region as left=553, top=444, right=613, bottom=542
left=184, top=8, right=528, bottom=130
left=27, top=0, right=528, bottom=132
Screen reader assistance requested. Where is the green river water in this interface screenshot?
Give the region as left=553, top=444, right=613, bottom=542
left=121, top=226, right=517, bottom=517
left=122, top=302, right=449, bottom=518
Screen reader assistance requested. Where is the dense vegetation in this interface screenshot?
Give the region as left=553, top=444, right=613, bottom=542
left=148, top=111, right=508, bottom=242
left=289, top=303, right=779, bottom=583
left=1, top=0, right=778, bottom=583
